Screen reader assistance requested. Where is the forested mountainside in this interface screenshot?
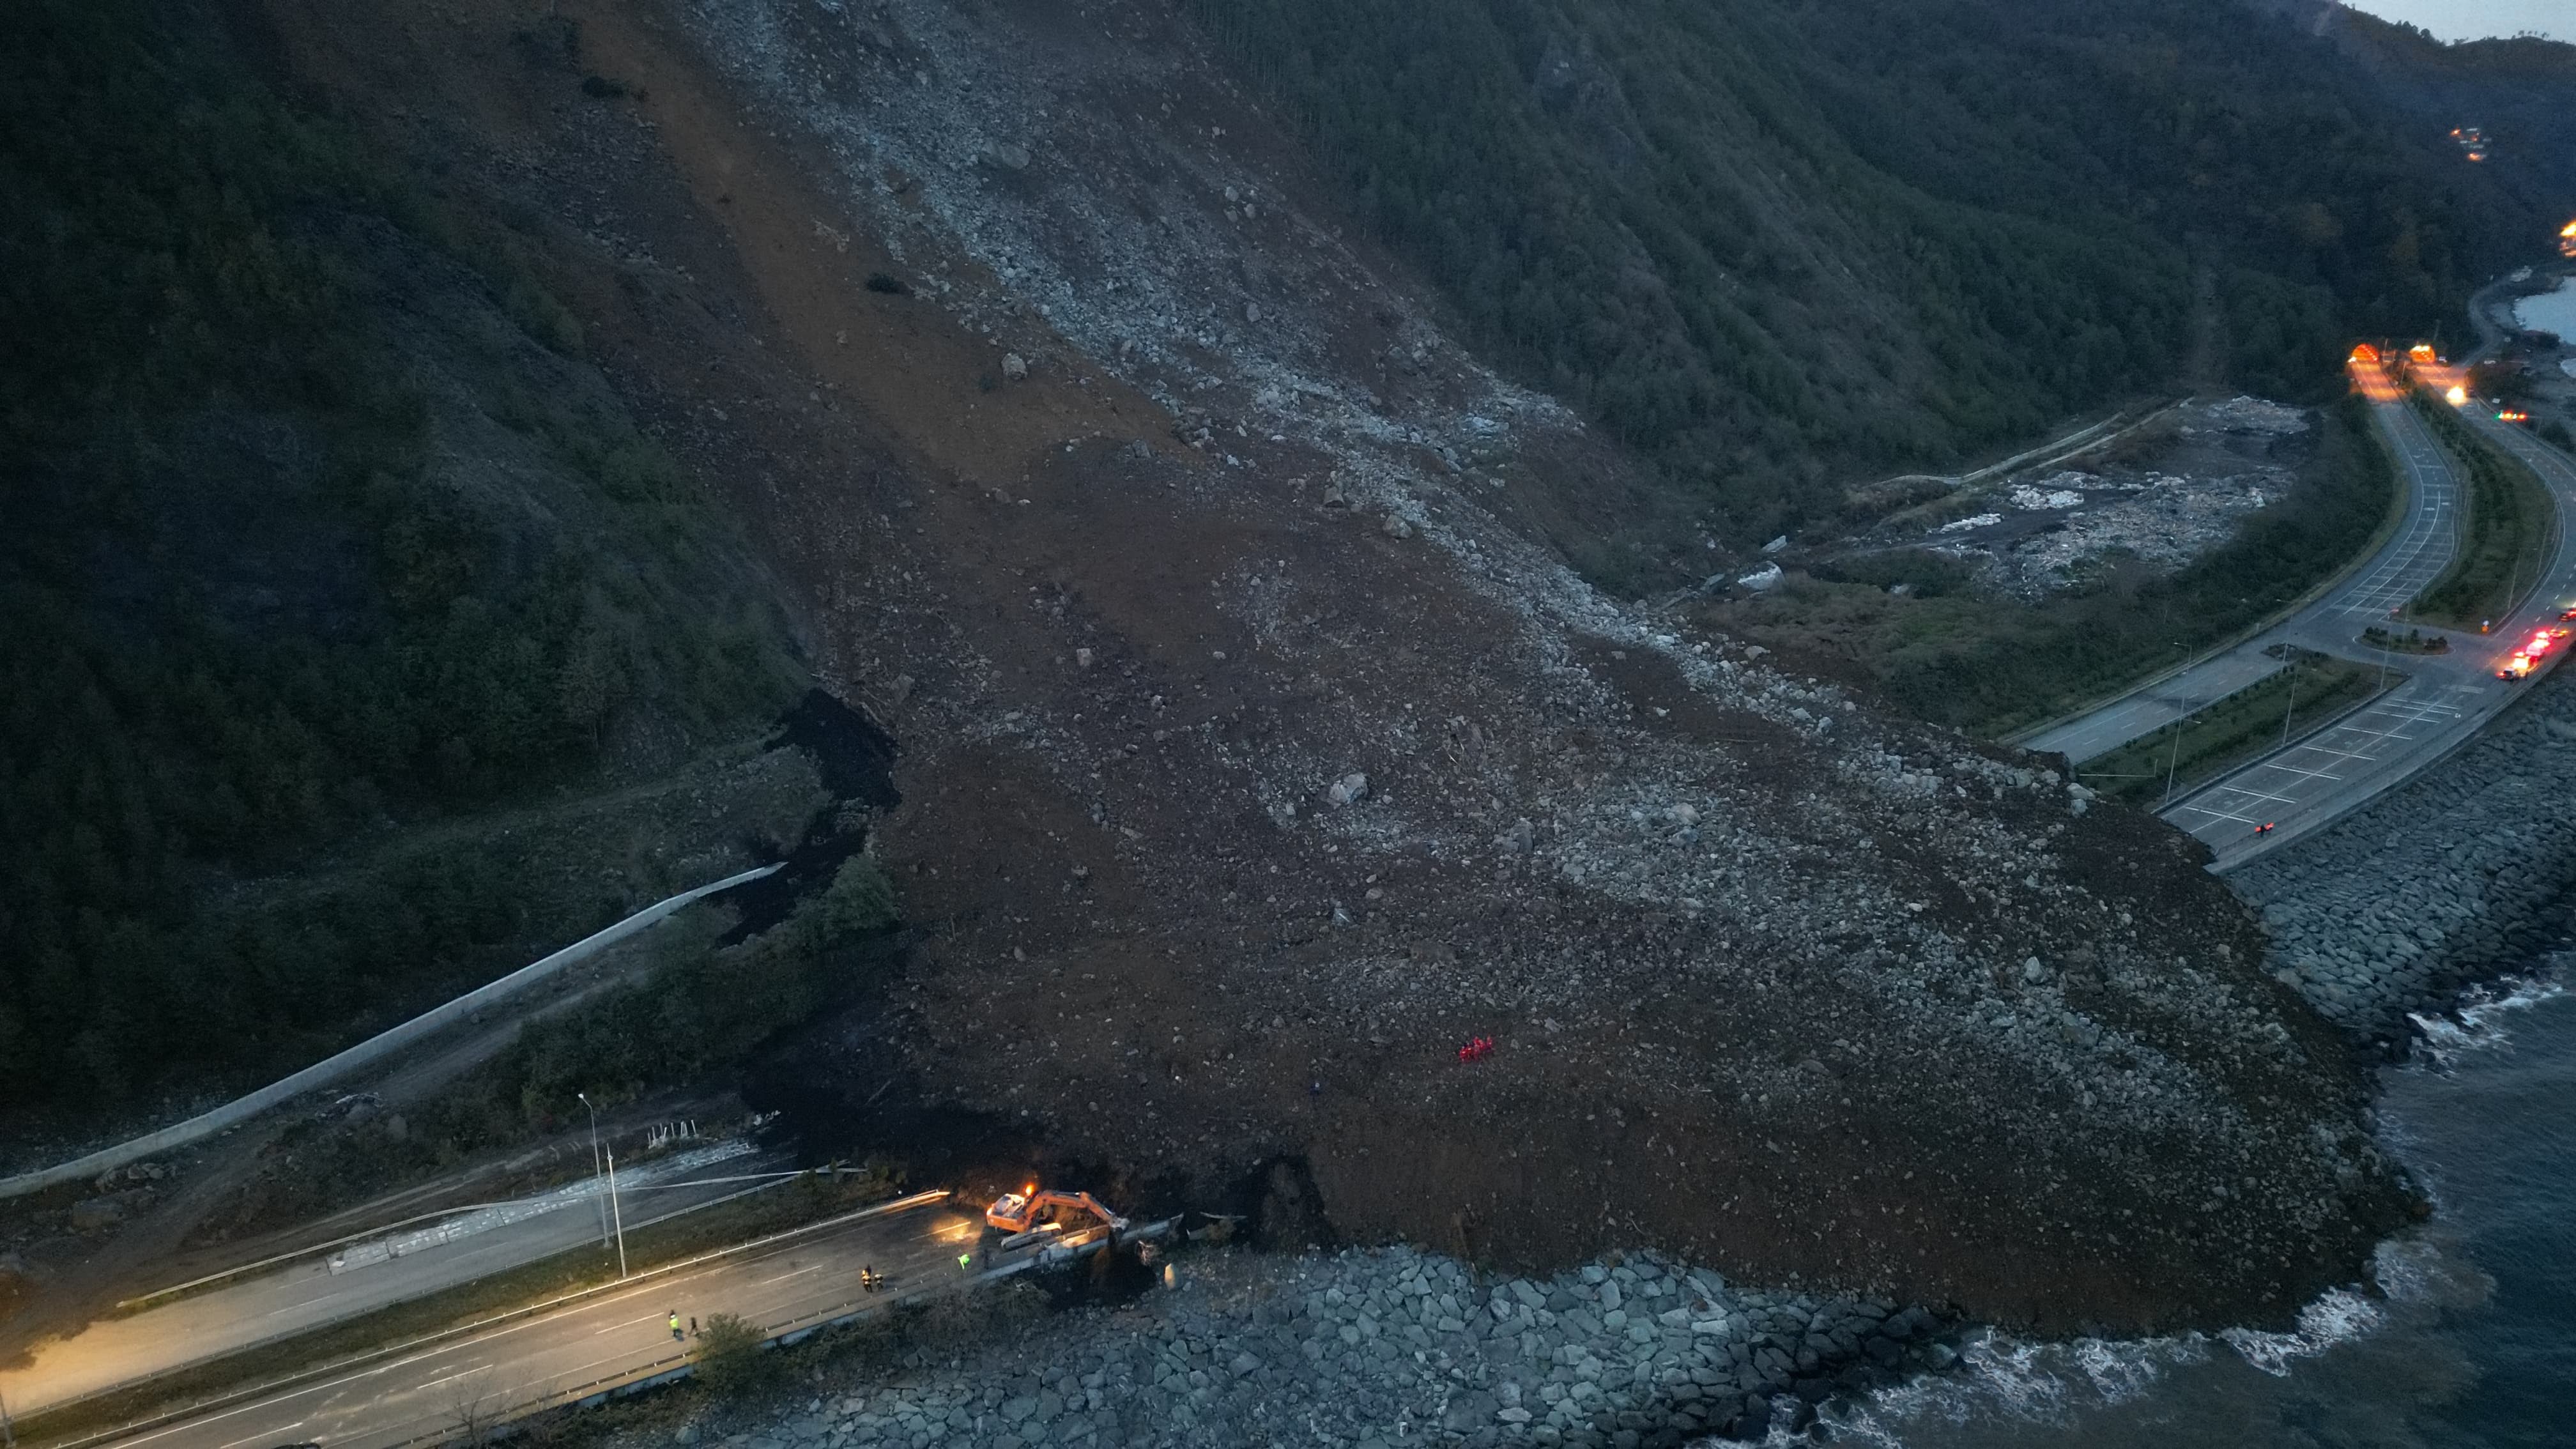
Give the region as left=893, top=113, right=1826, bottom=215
left=0, top=0, right=804, bottom=1117
left=1188, top=0, right=2550, bottom=546
left=2288, top=0, right=2576, bottom=213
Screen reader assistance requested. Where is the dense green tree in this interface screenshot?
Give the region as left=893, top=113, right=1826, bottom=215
left=0, top=0, right=799, bottom=1116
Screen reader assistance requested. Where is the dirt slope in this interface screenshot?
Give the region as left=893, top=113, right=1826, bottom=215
left=252, top=0, right=2407, bottom=1333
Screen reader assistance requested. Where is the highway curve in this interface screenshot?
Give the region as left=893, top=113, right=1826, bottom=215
left=2165, top=377, right=2576, bottom=870
left=2026, top=359, right=2465, bottom=768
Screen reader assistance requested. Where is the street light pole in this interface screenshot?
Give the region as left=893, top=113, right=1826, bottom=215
left=606, top=1146, right=629, bottom=1280
left=577, top=1092, right=607, bottom=1248
left=2161, top=691, right=2189, bottom=808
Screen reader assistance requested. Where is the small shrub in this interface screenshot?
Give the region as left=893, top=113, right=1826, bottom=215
left=864, top=273, right=908, bottom=295
left=814, top=856, right=898, bottom=942
left=580, top=75, right=629, bottom=99
left=695, top=1312, right=776, bottom=1397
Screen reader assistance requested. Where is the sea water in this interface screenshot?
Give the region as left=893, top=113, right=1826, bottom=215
left=2511, top=280, right=2576, bottom=342
left=1786, top=965, right=2576, bottom=1448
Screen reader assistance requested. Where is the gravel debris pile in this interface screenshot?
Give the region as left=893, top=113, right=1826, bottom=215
left=657, top=0, right=2407, bottom=1333
left=1922, top=398, right=2308, bottom=599
left=678, top=1246, right=1963, bottom=1449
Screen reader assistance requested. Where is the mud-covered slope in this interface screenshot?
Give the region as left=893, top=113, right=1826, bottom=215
left=258, top=0, right=2407, bottom=1333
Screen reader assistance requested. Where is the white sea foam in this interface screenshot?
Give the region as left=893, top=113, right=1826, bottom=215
left=1791, top=1327, right=2217, bottom=1443
left=1808, top=1263, right=2394, bottom=1443
left=2218, top=1285, right=2383, bottom=1376
left=2368, top=1228, right=2497, bottom=1319
left=2409, top=965, right=2568, bottom=1069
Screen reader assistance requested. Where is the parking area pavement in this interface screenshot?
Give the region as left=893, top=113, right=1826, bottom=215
left=2167, top=675, right=2483, bottom=850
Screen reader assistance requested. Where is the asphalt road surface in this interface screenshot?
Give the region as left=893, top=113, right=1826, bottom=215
left=84, top=1195, right=988, bottom=1449
left=2167, top=394, right=2576, bottom=870
left=2027, top=359, right=2463, bottom=765
left=4, top=1144, right=788, bottom=1418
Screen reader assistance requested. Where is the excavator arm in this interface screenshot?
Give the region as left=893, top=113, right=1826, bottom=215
left=984, top=1184, right=1128, bottom=1234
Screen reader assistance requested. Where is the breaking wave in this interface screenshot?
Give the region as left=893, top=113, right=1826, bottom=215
left=2217, top=1286, right=2382, bottom=1376
left=1772, top=1327, right=2218, bottom=1445
left=2408, top=963, right=2567, bottom=1070
left=1789, top=1262, right=2401, bottom=1443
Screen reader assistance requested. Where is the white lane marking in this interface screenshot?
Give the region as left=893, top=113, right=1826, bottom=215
left=2196, top=806, right=2264, bottom=825
left=218, top=1422, right=303, bottom=1449
left=112, top=1213, right=949, bottom=1446
left=415, top=1363, right=491, bottom=1394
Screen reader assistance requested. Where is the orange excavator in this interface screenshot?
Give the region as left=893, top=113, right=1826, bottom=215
left=985, top=1183, right=1129, bottom=1237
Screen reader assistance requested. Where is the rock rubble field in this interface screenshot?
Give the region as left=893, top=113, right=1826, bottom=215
left=2237, top=663, right=2576, bottom=1031
left=274, top=0, right=2415, bottom=1357
left=638, top=0, right=2409, bottom=1336
left=1922, top=397, right=2309, bottom=601
left=677, top=1246, right=1956, bottom=1449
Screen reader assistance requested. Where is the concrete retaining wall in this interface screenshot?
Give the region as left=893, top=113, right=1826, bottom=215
left=0, top=863, right=780, bottom=1202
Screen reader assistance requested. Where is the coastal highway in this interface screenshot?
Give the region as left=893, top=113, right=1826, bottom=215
left=2166, top=390, right=2576, bottom=870
left=68, top=1194, right=990, bottom=1449
left=2026, top=358, right=2464, bottom=765
left=0, top=1143, right=794, bottom=1417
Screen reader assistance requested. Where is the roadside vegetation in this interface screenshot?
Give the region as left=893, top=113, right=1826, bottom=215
left=1693, top=398, right=2396, bottom=737
left=2071, top=651, right=2388, bottom=807
left=1189, top=0, right=2531, bottom=565
left=693, top=1312, right=782, bottom=1397
left=2405, top=390, right=2557, bottom=629
left=0, top=0, right=806, bottom=1125
left=190, top=857, right=899, bottom=1241
left=2359, top=625, right=2450, bottom=654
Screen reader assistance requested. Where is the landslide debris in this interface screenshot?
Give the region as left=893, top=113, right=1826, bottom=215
left=261, top=0, right=2408, bottom=1333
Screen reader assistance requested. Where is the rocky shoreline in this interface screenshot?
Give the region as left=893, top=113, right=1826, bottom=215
left=2236, top=661, right=2576, bottom=1033
left=668, top=1245, right=1959, bottom=1449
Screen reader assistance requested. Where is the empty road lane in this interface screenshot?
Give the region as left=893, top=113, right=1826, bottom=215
left=2, top=1143, right=792, bottom=1417
left=89, top=1195, right=984, bottom=1449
